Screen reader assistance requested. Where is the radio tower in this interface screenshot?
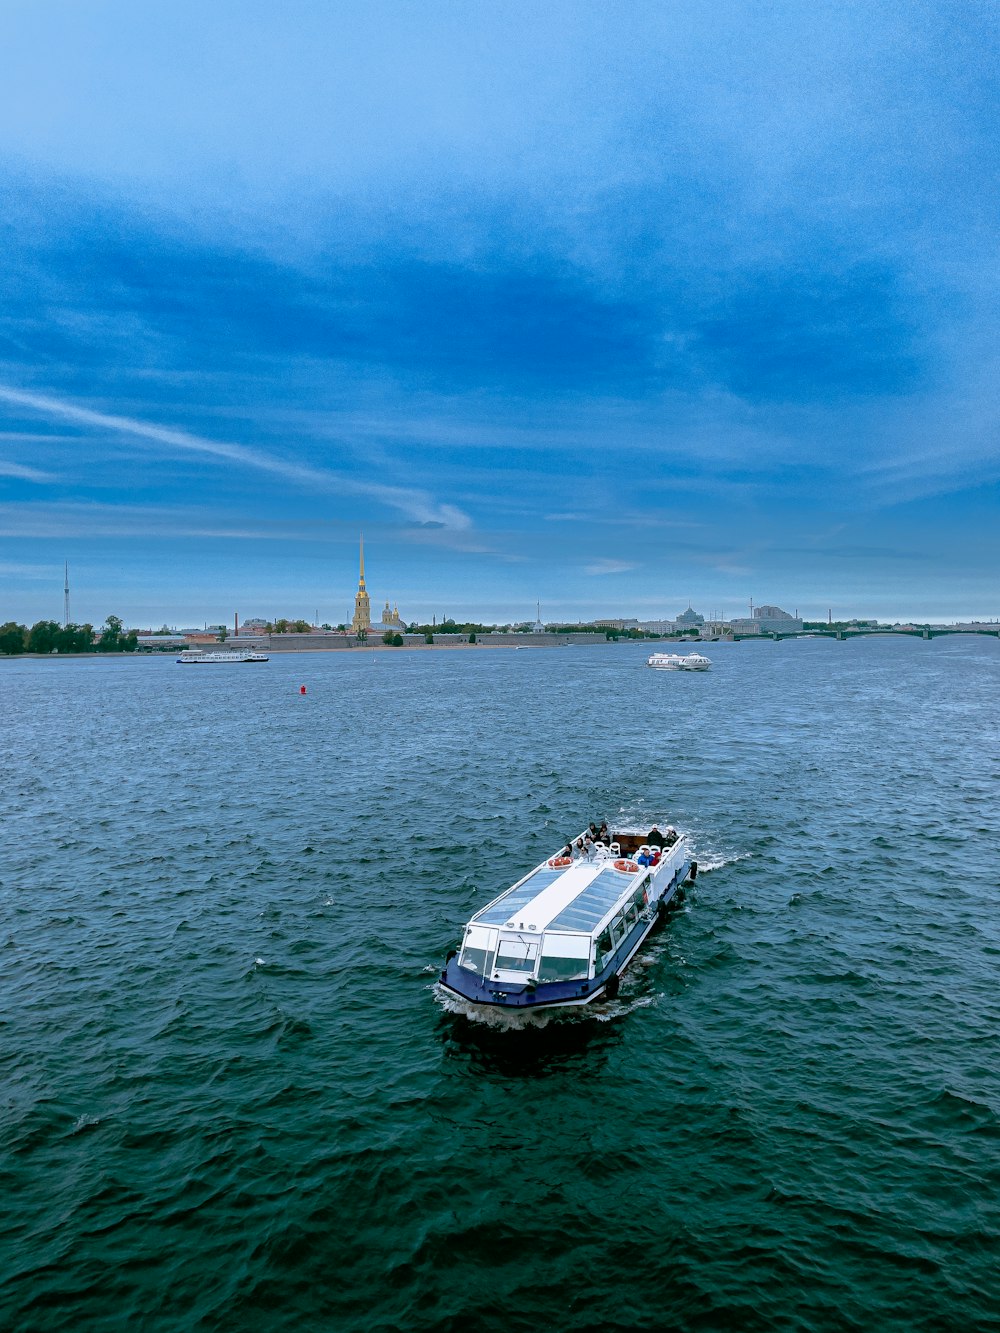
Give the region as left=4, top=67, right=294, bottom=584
left=63, top=561, right=70, bottom=628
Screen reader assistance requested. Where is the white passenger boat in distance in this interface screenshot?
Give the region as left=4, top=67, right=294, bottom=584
left=646, top=651, right=711, bottom=671
left=439, top=825, right=697, bottom=1012
left=176, top=648, right=269, bottom=664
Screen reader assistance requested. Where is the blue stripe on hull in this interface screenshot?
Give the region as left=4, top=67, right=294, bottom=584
left=440, top=861, right=690, bottom=1011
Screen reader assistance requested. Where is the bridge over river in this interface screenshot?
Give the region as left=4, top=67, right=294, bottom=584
left=733, top=628, right=1000, bottom=642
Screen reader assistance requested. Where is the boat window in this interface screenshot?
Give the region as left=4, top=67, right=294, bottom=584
left=632, top=886, right=647, bottom=910
left=495, top=937, right=539, bottom=972
left=546, top=865, right=636, bottom=932
left=459, top=925, right=497, bottom=976
left=624, top=905, right=638, bottom=932
left=537, top=933, right=591, bottom=982
left=459, top=944, right=494, bottom=976
left=594, top=931, right=612, bottom=971
left=537, top=955, right=589, bottom=982
left=609, top=912, right=625, bottom=946
left=474, top=865, right=563, bottom=926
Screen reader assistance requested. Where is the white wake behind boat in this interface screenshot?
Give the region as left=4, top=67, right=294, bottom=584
left=646, top=651, right=711, bottom=671
left=439, top=825, right=697, bottom=1012
left=177, top=648, right=269, bottom=664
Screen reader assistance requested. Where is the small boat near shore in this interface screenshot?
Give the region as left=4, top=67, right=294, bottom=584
left=176, top=648, right=269, bottom=664
left=647, top=651, right=711, bottom=671
left=439, top=826, right=697, bottom=1012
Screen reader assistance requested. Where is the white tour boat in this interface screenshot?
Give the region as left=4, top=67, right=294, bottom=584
left=439, top=826, right=697, bottom=1012
left=176, top=648, right=269, bottom=664
left=646, top=651, right=711, bottom=671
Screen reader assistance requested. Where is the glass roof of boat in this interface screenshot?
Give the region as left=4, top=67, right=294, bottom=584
left=546, top=866, right=635, bottom=932
left=473, top=865, right=564, bottom=926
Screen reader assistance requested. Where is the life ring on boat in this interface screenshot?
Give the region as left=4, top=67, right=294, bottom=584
left=548, top=856, right=572, bottom=868
left=614, top=859, right=639, bottom=874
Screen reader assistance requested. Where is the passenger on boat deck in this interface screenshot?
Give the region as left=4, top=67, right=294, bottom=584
left=598, top=823, right=609, bottom=843
left=589, top=823, right=600, bottom=840
left=572, top=838, right=587, bottom=860
left=647, top=826, right=665, bottom=848
left=636, top=848, right=652, bottom=867
left=559, top=843, right=573, bottom=859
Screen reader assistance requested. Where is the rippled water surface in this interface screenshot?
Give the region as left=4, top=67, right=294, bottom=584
left=2, top=638, right=999, bottom=1331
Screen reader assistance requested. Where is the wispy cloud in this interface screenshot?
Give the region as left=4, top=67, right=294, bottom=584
left=0, top=501, right=293, bottom=541
left=0, top=385, right=470, bottom=530
left=0, top=561, right=60, bottom=578
left=583, top=559, right=638, bottom=576
left=0, top=460, right=57, bottom=483
left=0, top=500, right=478, bottom=544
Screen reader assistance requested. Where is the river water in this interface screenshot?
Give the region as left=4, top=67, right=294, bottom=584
left=1, top=637, right=998, bottom=1331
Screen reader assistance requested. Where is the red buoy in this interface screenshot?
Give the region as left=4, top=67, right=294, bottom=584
left=299, top=685, right=307, bottom=695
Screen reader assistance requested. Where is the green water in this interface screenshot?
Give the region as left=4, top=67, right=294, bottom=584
left=2, top=638, right=998, bottom=1330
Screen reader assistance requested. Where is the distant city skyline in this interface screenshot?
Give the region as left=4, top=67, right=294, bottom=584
left=2, top=554, right=995, bottom=630
left=1, top=4, right=998, bottom=623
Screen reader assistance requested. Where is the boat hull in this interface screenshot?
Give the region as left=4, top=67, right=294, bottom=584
left=646, top=653, right=710, bottom=671
left=176, top=654, right=269, bottom=663
left=439, top=858, right=691, bottom=1012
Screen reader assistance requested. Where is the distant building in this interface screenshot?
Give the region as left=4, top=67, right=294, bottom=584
left=350, top=534, right=403, bottom=634
left=754, top=605, right=802, bottom=632
left=350, top=535, right=372, bottom=635
left=593, top=618, right=640, bottom=631
left=730, top=605, right=803, bottom=634
left=676, top=606, right=704, bottom=626
left=378, top=600, right=403, bottom=630
left=638, top=620, right=677, bottom=634
left=135, top=634, right=187, bottom=650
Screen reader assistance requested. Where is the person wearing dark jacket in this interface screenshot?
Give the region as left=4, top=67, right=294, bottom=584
left=647, top=826, right=666, bottom=848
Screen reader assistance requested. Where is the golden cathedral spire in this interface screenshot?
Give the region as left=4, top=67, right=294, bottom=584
left=351, top=532, right=371, bottom=635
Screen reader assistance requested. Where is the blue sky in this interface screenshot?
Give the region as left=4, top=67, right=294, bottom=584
left=1, top=0, right=998, bottom=625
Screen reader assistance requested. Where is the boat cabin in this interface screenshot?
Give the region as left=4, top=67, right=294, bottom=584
left=456, top=829, right=684, bottom=988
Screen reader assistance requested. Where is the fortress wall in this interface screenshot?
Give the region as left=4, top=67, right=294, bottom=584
left=259, top=631, right=612, bottom=650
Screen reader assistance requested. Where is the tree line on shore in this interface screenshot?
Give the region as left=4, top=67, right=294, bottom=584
left=262, top=619, right=316, bottom=633
left=0, top=615, right=138, bottom=655
left=0, top=613, right=703, bottom=656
